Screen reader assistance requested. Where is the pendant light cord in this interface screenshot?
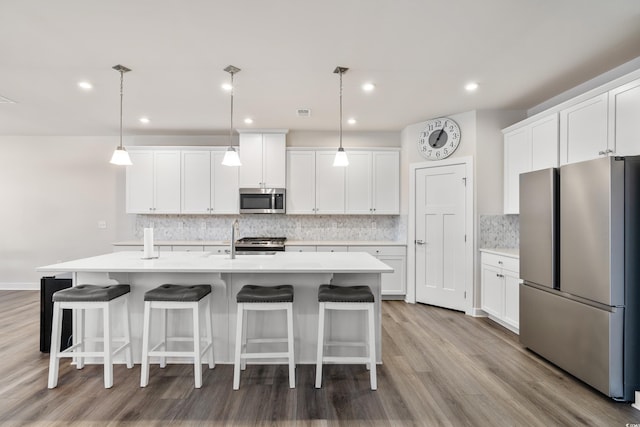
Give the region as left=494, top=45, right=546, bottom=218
left=119, top=69, right=124, bottom=149
left=230, top=71, right=234, bottom=147
left=339, top=70, right=343, bottom=150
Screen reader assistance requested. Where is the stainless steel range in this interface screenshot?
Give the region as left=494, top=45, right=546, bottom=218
left=235, top=237, right=287, bottom=255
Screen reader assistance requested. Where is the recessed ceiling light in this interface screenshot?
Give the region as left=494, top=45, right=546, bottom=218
left=465, top=82, right=479, bottom=92
left=139, top=117, right=150, bottom=124
left=244, top=118, right=253, bottom=124
left=362, top=82, right=375, bottom=92
left=348, top=118, right=356, bottom=125
left=221, top=83, right=233, bottom=91
left=78, top=81, right=93, bottom=90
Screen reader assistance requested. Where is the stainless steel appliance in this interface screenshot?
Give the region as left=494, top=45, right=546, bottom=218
left=239, top=188, right=285, bottom=214
left=235, top=237, right=287, bottom=255
left=519, top=156, right=640, bottom=401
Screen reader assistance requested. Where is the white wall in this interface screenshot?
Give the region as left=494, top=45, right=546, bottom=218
left=0, top=136, right=124, bottom=288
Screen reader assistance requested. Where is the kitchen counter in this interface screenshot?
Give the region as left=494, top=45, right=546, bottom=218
left=113, top=240, right=406, bottom=247
left=479, top=247, right=519, bottom=258
left=38, top=251, right=390, bottom=364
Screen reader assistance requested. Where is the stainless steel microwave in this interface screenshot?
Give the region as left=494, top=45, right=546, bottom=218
left=239, top=188, right=286, bottom=214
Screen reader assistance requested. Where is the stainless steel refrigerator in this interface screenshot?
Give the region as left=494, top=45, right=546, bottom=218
left=519, top=155, right=640, bottom=401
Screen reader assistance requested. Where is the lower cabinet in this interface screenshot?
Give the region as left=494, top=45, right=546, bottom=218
left=349, top=246, right=406, bottom=298
left=480, top=251, right=520, bottom=333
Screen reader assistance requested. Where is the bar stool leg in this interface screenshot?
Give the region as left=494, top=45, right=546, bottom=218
left=123, top=295, right=133, bottom=369
left=241, top=309, right=248, bottom=371
left=76, top=308, right=84, bottom=369
left=103, top=301, right=113, bottom=389
left=233, top=302, right=244, bottom=390
left=287, top=303, right=295, bottom=388
left=192, top=302, right=202, bottom=389
left=140, top=301, right=151, bottom=387
left=204, top=295, right=215, bottom=369
left=159, top=307, right=167, bottom=368
left=48, top=302, right=62, bottom=389
left=315, top=302, right=326, bottom=388
left=367, top=304, right=377, bottom=390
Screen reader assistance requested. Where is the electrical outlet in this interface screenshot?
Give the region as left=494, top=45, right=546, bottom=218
left=97, top=220, right=107, bottom=229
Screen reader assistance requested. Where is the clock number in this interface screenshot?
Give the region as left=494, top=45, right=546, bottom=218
left=427, top=150, right=432, bottom=156
left=436, top=151, right=441, bottom=158
left=443, top=148, right=448, bottom=155
left=421, top=145, right=427, bottom=152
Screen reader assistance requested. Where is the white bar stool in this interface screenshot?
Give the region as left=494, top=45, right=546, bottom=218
left=140, top=284, right=214, bottom=389
left=315, top=284, right=377, bottom=390
left=233, top=284, right=295, bottom=390
left=48, top=284, right=133, bottom=389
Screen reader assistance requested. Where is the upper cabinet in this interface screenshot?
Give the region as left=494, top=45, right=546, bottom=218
left=238, top=131, right=286, bottom=188
left=346, top=151, right=400, bottom=214
left=287, top=148, right=400, bottom=215
left=127, top=150, right=181, bottom=214
left=559, top=93, right=609, bottom=165
left=608, top=78, right=640, bottom=157
left=181, top=150, right=238, bottom=214
left=286, top=150, right=316, bottom=214
left=503, top=114, right=558, bottom=214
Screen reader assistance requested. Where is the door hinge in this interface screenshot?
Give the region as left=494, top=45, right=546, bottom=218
left=462, top=177, right=467, bottom=186
left=464, top=291, right=467, bottom=299
left=464, top=234, right=467, bottom=242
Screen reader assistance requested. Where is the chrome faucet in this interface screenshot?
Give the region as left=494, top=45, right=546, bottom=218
left=230, top=219, right=239, bottom=259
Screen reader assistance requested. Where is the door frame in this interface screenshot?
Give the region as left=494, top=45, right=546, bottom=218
left=407, top=156, right=474, bottom=315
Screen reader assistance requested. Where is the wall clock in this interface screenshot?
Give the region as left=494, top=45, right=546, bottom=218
left=417, top=117, right=461, bottom=160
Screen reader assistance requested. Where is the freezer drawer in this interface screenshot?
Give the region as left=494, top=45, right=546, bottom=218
left=520, top=284, right=624, bottom=399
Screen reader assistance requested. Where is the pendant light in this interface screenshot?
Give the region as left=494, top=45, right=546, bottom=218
left=221, top=65, right=242, bottom=167
left=333, top=66, right=349, bottom=167
left=109, top=64, right=133, bottom=166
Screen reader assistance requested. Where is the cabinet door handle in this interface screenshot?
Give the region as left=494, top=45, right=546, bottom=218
left=498, top=260, right=503, bottom=265
left=598, top=150, right=606, bottom=156
left=496, top=273, right=504, bottom=278
left=415, top=240, right=426, bottom=245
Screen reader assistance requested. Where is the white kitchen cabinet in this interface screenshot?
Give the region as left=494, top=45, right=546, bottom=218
left=127, top=150, right=181, bottom=214
left=503, top=114, right=558, bottom=214
left=286, top=245, right=316, bottom=252
left=204, top=245, right=231, bottom=255
left=239, top=132, right=286, bottom=188
left=181, top=150, right=239, bottom=214
left=372, top=151, right=400, bottom=214
left=608, top=78, right=640, bottom=157
left=480, top=251, right=520, bottom=333
left=286, top=150, right=316, bottom=214
left=316, top=245, right=348, bottom=253
left=349, top=245, right=406, bottom=297
left=560, top=93, right=609, bottom=165
left=345, top=151, right=400, bottom=215
left=315, top=151, right=345, bottom=214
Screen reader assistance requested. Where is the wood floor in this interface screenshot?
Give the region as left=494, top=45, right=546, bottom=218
left=1, top=290, right=639, bottom=426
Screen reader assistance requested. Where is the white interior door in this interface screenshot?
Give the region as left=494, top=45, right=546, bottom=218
left=415, top=163, right=467, bottom=311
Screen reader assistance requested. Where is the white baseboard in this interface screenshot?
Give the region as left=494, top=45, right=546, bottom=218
left=468, top=307, right=487, bottom=317
left=0, top=282, right=39, bottom=291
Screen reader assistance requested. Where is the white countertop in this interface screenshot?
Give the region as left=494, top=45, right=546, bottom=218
left=479, top=247, right=519, bottom=258
left=37, top=251, right=394, bottom=274
left=113, top=240, right=406, bottom=247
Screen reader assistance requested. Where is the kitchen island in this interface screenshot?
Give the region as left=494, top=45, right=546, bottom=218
left=38, top=251, right=393, bottom=364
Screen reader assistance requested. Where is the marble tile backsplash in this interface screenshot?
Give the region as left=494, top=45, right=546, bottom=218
left=135, top=215, right=405, bottom=242
left=479, top=215, right=519, bottom=249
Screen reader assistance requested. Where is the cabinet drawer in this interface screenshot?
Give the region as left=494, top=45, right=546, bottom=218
left=316, top=245, right=348, bottom=252
left=481, top=252, right=519, bottom=272
left=286, top=245, right=316, bottom=252
left=172, top=245, right=204, bottom=252
left=349, top=245, right=406, bottom=256
left=205, top=245, right=231, bottom=255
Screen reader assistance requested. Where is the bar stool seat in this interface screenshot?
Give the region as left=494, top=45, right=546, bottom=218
left=233, top=285, right=295, bottom=390
left=140, top=284, right=214, bottom=389
left=315, top=284, right=377, bottom=390
left=48, top=284, right=133, bottom=389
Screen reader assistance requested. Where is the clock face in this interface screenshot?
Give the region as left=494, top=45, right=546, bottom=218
left=417, top=117, right=461, bottom=160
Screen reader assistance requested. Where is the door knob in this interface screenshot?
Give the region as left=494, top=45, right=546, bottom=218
left=415, top=240, right=426, bottom=245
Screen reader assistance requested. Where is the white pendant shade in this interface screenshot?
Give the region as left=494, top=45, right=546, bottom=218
left=110, top=147, right=132, bottom=165
left=221, top=147, right=242, bottom=166
left=333, top=148, right=349, bottom=167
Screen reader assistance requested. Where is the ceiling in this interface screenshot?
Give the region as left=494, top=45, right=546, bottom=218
left=1, top=0, right=640, bottom=136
